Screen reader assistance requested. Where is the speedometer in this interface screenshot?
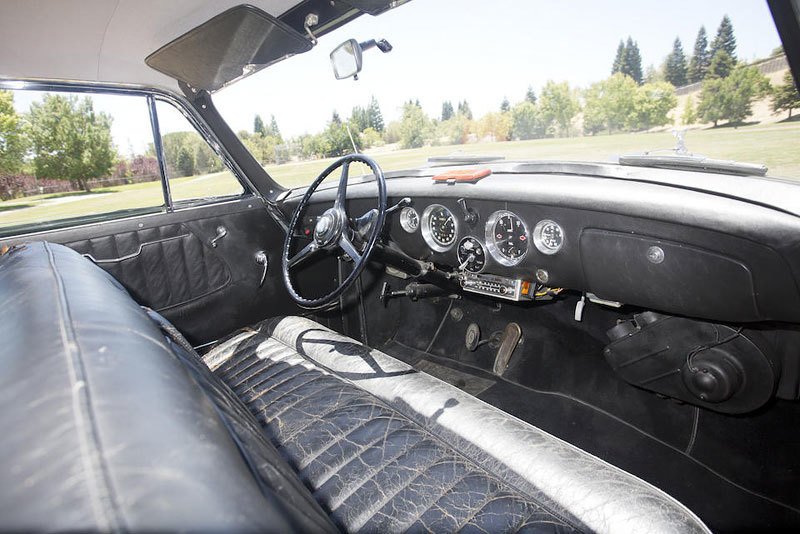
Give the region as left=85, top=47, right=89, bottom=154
left=422, top=204, right=457, bottom=252
left=485, top=210, right=529, bottom=266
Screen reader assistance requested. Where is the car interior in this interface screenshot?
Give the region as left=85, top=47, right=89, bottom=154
left=1, top=0, right=800, bottom=532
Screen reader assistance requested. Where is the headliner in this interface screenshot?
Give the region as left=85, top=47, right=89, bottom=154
left=0, top=1, right=308, bottom=92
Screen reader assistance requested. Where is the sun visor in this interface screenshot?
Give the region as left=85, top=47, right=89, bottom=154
left=145, top=5, right=312, bottom=92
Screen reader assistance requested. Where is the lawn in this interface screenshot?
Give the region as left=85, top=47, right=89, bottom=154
left=1, top=121, right=798, bottom=232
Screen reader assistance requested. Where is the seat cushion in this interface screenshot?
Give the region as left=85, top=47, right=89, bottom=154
left=203, top=316, right=710, bottom=534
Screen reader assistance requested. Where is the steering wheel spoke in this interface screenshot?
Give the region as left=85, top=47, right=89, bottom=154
left=338, top=234, right=362, bottom=263
left=333, top=161, right=350, bottom=212
left=287, top=241, right=320, bottom=269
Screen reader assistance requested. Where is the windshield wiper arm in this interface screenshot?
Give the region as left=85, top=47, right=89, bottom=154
left=618, top=153, right=768, bottom=177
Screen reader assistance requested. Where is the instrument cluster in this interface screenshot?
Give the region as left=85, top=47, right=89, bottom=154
left=399, top=201, right=565, bottom=272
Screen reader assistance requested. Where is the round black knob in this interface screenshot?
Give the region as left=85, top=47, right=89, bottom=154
left=682, top=351, right=743, bottom=403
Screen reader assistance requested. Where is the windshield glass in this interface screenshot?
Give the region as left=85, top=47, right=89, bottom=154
left=214, top=0, right=799, bottom=188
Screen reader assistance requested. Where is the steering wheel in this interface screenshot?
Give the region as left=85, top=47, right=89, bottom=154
left=282, top=154, right=387, bottom=308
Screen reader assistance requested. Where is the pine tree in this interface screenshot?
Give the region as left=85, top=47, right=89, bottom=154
left=623, top=37, right=643, bottom=85
left=269, top=115, right=281, bottom=140
left=367, top=96, right=384, bottom=132
left=457, top=100, right=473, bottom=120
left=500, top=97, right=510, bottom=112
left=664, top=37, right=688, bottom=87
left=708, top=49, right=735, bottom=79
left=771, top=70, right=800, bottom=119
left=253, top=114, right=265, bottom=136
left=711, top=15, right=737, bottom=61
left=612, top=40, right=625, bottom=74
left=441, top=100, right=454, bottom=121
left=525, top=86, right=537, bottom=105
left=687, top=26, right=710, bottom=83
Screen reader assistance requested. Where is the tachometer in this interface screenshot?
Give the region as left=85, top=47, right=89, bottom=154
left=457, top=237, right=486, bottom=273
left=533, top=219, right=564, bottom=255
left=399, top=206, right=420, bottom=233
left=422, top=204, right=457, bottom=252
left=486, top=210, right=529, bottom=266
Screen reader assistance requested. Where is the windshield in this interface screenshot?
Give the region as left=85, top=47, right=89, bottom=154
left=214, top=0, right=799, bottom=188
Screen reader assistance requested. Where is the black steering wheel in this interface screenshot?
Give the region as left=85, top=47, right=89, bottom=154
left=282, top=154, right=387, bottom=308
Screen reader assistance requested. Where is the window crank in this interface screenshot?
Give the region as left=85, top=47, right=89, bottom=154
left=209, top=226, right=228, bottom=248
left=254, top=251, right=268, bottom=288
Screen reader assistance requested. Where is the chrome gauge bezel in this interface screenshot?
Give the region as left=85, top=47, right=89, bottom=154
left=399, top=206, right=420, bottom=233
left=421, top=204, right=458, bottom=252
left=485, top=210, right=529, bottom=267
left=457, top=236, right=487, bottom=273
left=532, top=219, right=564, bottom=255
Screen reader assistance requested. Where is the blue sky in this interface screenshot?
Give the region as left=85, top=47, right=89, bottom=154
left=214, top=0, right=782, bottom=138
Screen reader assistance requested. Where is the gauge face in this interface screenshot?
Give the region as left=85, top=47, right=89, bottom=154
left=422, top=204, right=457, bottom=252
left=533, top=219, right=564, bottom=255
left=485, top=210, right=529, bottom=266
left=399, top=206, right=420, bottom=233
left=457, top=237, right=486, bottom=273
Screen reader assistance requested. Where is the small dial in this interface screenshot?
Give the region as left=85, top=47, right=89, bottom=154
left=533, top=219, right=564, bottom=255
left=422, top=204, right=457, bottom=252
left=486, top=210, right=529, bottom=266
left=457, top=237, right=486, bottom=273
left=399, top=206, right=420, bottom=233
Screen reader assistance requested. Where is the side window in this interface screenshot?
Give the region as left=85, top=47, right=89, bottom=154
left=155, top=100, right=243, bottom=203
left=0, top=89, right=163, bottom=233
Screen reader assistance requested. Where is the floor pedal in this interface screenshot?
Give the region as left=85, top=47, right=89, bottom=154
left=492, top=322, right=522, bottom=376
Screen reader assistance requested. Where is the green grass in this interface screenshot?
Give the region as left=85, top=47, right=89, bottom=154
left=1, top=121, right=798, bottom=231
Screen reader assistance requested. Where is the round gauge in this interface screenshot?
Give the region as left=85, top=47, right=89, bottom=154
left=485, top=210, right=529, bottom=266
left=533, top=219, right=564, bottom=255
left=422, top=204, right=457, bottom=252
left=399, top=206, right=420, bottom=233
left=457, top=237, right=486, bottom=273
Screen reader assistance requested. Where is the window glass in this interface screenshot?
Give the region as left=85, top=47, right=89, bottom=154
left=154, top=100, right=244, bottom=202
left=0, top=89, right=162, bottom=233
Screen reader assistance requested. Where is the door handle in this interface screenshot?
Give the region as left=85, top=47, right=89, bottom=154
left=255, top=251, right=268, bottom=288
left=209, top=226, right=228, bottom=248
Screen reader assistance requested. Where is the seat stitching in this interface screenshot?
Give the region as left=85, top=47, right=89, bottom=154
left=262, top=388, right=370, bottom=430
left=229, top=356, right=304, bottom=391
left=452, top=487, right=502, bottom=532
left=403, top=469, right=471, bottom=527
left=45, top=243, right=123, bottom=531
left=349, top=447, right=450, bottom=531
left=241, top=368, right=328, bottom=404
left=276, top=394, right=390, bottom=445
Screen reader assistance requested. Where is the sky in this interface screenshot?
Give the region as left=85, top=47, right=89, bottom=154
left=9, top=0, right=783, bottom=151
left=213, top=0, right=782, bottom=138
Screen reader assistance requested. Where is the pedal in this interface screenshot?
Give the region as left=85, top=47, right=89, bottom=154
left=492, top=322, right=522, bottom=376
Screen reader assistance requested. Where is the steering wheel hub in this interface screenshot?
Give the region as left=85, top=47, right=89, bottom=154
left=314, top=209, right=344, bottom=247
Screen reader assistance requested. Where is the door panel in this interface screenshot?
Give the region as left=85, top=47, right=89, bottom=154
left=3, top=197, right=299, bottom=345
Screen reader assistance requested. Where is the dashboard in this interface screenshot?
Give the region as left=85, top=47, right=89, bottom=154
left=291, top=167, right=800, bottom=324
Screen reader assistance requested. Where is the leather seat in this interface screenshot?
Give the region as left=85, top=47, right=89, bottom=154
left=203, top=316, right=711, bottom=534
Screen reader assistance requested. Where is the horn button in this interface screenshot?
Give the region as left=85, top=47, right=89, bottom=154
left=314, top=208, right=344, bottom=248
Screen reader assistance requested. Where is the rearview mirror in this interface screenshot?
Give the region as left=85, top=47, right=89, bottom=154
left=330, top=38, right=393, bottom=80
left=330, top=39, right=363, bottom=80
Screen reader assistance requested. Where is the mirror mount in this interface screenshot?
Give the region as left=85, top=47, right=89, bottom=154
left=330, top=37, right=393, bottom=80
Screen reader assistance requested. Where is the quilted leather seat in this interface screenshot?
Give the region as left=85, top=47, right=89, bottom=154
left=203, top=316, right=710, bottom=534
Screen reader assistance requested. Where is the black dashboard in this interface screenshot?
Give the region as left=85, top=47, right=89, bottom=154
left=290, top=164, right=800, bottom=324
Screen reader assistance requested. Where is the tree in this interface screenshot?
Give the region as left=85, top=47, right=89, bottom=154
left=439, top=113, right=472, bottom=145
left=268, top=115, right=282, bottom=141
left=510, top=101, right=544, bottom=140
left=28, top=94, right=115, bottom=192
left=525, top=86, right=537, bottom=105
left=360, top=127, right=384, bottom=148
left=441, top=100, right=454, bottom=121
left=664, top=37, right=688, bottom=87
left=615, top=37, right=643, bottom=85
left=349, top=105, right=369, bottom=132
left=477, top=112, right=512, bottom=142
left=176, top=146, right=195, bottom=177
left=367, top=96, right=384, bottom=132
left=457, top=100, right=473, bottom=120
left=708, top=49, right=735, bottom=79
left=253, top=114, right=265, bottom=136
left=629, top=82, right=677, bottom=130
left=583, top=73, right=639, bottom=134
left=500, top=97, right=510, bottom=112
left=0, top=90, right=29, bottom=175
left=771, top=71, right=800, bottom=119
left=688, top=26, right=710, bottom=83
left=612, top=40, right=626, bottom=74
left=323, top=111, right=356, bottom=156
left=698, top=64, right=770, bottom=126
left=539, top=81, right=580, bottom=137
left=711, top=15, right=737, bottom=62
left=399, top=101, right=430, bottom=149
left=681, top=96, right=697, bottom=125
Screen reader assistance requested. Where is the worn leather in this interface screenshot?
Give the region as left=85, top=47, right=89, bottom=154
left=0, top=242, right=334, bottom=532
left=204, top=316, right=711, bottom=534
left=65, top=222, right=231, bottom=312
